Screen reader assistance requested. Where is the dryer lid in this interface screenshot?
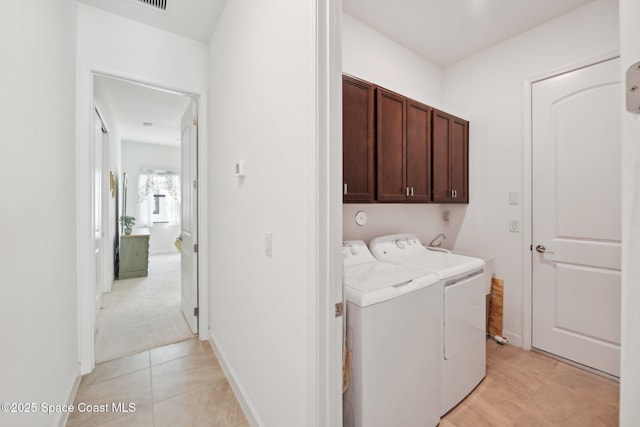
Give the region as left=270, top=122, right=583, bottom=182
left=369, top=233, right=485, bottom=280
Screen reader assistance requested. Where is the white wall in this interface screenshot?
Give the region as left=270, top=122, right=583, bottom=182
left=342, top=13, right=443, bottom=107
left=620, top=0, right=640, bottom=423
left=208, top=0, right=320, bottom=425
left=443, top=0, right=619, bottom=345
left=76, top=2, right=209, bottom=371
left=342, top=13, right=448, bottom=245
left=121, top=141, right=181, bottom=254
left=0, top=1, right=79, bottom=427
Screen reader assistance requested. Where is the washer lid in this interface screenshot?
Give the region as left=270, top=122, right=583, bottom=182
left=369, top=233, right=485, bottom=280
left=344, top=263, right=439, bottom=307
left=343, top=241, right=439, bottom=307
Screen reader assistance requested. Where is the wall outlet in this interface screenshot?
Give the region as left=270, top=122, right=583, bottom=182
left=509, top=219, right=520, bottom=232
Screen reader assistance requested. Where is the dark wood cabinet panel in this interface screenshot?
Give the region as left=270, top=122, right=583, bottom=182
left=342, top=74, right=469, bottom=205
left=376, top=88, right=406, bottom=202
left=432, top=110, right=451, bottom=202
left=343, top=75, right=375, bottom=202
left=406, top=100, right=432, bottom=202
left=450, top=117, right=469, bottom=202
left=432, top=109, right=469, bottom=203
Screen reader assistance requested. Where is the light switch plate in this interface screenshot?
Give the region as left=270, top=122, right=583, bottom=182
left=509, top=219, right=520, bottom=232
left=509, top=192, right=520, bottom=205
left=265, top=231, right=272, bottom=257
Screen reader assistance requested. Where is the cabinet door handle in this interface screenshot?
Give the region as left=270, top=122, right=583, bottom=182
left=344, top=183, right=347, bottom=195
left=451, top=190, right=455, bottom=198
left=410, top=187, right=414, bottom=196
left=406, top=187, right=410, bottom=196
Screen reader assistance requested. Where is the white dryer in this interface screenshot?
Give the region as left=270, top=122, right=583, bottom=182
left=369, top=234, right=486, bottom=415
left=342, top=240, right=442, bottom=427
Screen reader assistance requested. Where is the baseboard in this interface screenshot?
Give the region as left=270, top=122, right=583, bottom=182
left=502, top=330, right=523, bottom=348
left=56, top=363, right=82, bottom=427
left=208, top=330, right=261, bottom=426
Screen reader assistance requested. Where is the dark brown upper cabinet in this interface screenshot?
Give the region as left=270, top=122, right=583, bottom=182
left=432, top=109, right=469, bottom=203
left=376, top=88, right=433, bottom=202
left=405, top=99, right=432, bottom=202
left=342, top=74, right=468, bottom=204
left=376, top=88, right=407, bottom=202
left=343, top=75, right=375, bottom=202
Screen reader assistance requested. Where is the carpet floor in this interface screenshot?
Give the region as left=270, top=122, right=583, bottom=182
left=94, top=253, right=194, bottom=364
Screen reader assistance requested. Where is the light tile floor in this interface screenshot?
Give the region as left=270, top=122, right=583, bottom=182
left=67, top=338, right=249, bottom=427
left=68, top=338, right=618, bottom=426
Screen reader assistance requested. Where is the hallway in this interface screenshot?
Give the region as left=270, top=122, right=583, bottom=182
left=95, top=253, right=193, bottom=363
left=67, top=338, right=248, bottom=426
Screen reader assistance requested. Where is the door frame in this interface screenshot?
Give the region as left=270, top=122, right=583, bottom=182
left=77, top=68, right=208, bottom=374
left=521, top=50, right=620, bottom=351
left=314, top=0, right=343, bottom=424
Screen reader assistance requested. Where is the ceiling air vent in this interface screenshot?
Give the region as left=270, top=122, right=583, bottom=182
left=135, top=0, right=168, bottom=11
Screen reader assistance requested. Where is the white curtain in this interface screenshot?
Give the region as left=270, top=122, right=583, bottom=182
left=137, top=173, right=181, bottom=227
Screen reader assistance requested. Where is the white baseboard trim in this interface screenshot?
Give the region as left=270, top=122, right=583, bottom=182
left=503, top=330, right=523, bottom=348
left=208, top=330, right=260, bottom=427
left=57, top=364, right=82, bottom=427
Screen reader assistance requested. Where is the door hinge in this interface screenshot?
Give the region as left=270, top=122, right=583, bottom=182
left=530, top=244, right=533, bottom=251
left=194, top=307, right=199, bottom=317
left=626, top=61, right=640, bottom=113
left=194, top=243, right=199, bottom=253
left=335, top=302, right=343, bottom=318
left=193, top=115, right=199, bottom=126
left=193, top=180, right=198, bottom=190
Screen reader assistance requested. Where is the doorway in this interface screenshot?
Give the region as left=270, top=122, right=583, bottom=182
left=530, top=57, right=621, bottom=377
left=92, top=75, right=199, bottom=363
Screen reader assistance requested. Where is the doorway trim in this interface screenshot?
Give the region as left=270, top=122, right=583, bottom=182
left=313, top=0, right=343, bottom=425
left=521, top=50, right=620, bottom=351
left=77, top=67, right=208, bottom=374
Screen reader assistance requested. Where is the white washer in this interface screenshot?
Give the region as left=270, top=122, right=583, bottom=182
left=369, top=234, right=486, bottom=415
left=342, top=240, right=442, bottom=427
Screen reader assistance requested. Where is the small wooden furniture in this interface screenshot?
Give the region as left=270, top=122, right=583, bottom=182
left=119, top=228, right=150, bottom=279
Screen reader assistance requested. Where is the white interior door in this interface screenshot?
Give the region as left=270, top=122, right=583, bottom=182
left=181, top=100, right=198, bottom=333
left=532, top=58, right=621, bottom=377
left=93, top=109, right=104, bottom=319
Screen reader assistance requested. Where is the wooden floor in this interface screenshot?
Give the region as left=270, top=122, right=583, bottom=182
left=68, top=339, right=618, bottom=426
left=442, top=340, right=619, bottom=426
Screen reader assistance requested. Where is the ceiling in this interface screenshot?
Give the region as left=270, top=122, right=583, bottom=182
left=343, top=0, right=597, bottom=67
left=94, top=75, right=192, bottom=147
left=79, top=0, right=227, bottom=42
left=82, top=0, right=596, bottom=67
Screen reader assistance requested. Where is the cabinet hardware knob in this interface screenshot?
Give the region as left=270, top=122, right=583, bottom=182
left=344, top=183, right=347, bottom=195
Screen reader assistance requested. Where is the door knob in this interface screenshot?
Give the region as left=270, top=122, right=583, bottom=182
left=535, top=245, right=554, bottom=254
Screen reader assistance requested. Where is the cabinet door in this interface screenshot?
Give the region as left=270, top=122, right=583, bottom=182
left=343, top=75, right=375, bottom=202
left=450, top=117, right=469, bottom=203
left=406, top=100, right=432, bottom=202
left=432, top=109, right=452, bottom=202
left=432, top=109, right=469, bottom=203
left=376, top=88, right=407, bottom=202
